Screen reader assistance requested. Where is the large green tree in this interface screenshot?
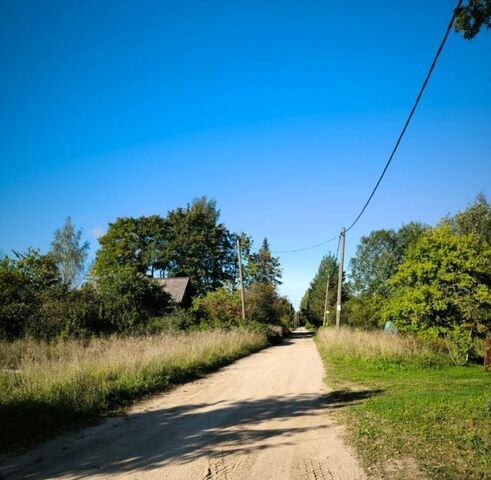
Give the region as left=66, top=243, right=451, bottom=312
left=93, top=198, right=238, bottom=295
left=93, top=215, right=169, bottom=278
left=164, top=197, right=236, bottom=295
left=349, top=223, right=428, bottom=297
left=382, top=225, right=491, bottom=336
left=51, top=217, right=90, bottom=288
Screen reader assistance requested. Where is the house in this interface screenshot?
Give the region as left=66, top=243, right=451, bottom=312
left=155, top=277, right=193, bottom=308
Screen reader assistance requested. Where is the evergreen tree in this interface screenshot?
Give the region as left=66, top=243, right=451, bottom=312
left=246, top=238, right=282, bottom=287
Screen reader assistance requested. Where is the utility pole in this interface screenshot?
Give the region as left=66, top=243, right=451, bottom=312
left=236, top=239, right=246, bottom=321
left=335, top=227, right=346, bottom=333
left=323, top=274, right=330, bottom=327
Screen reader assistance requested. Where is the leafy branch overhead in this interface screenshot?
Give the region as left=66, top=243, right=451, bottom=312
left=454, top=0, right=491, bottom=39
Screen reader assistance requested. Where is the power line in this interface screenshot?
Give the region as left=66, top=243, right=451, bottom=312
left=345, top=0, right=462, bottom=233
left=270, top=234, right=338, bottom=254
left=258, top=1, right=462, bottom=254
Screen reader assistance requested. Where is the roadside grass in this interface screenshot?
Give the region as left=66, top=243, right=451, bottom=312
left=0, top=329, right=267, bottom=453
left=316, top=328, right=491, bottom=480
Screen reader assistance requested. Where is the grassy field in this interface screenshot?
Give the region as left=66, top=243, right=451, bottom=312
left=316, top=328, right=491, bottom=480
left=0, top=329, right=267, bottom=453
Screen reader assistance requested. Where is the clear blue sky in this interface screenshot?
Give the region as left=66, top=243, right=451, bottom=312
left=1, top=1, right=490, bottom=307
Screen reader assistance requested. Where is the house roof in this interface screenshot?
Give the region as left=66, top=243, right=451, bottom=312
left=155, top=277, right=190, bottom=303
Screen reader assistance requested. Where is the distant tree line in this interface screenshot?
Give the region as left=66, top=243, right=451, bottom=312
left=0, top=197, right=294, bottom=341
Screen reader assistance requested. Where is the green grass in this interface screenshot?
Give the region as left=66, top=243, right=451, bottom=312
left=316, top=328, right=491, bottom=480
left=0, top=329, right=268, bottom=453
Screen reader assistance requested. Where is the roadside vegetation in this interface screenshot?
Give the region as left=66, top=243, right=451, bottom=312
left=0, top=329, right=267, bottom=453
left=316, top=328, right=491, bottom=480
left=302, top=196, right=491, bottom=366
left=0, top=197, right=294, bottom=452
left=302, top=195, right=490, bottom=478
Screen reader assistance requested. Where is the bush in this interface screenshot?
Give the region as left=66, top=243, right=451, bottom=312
left=246, top=281, right=280, bottom=324
left=97, top=266, right=170, bottom=332
left=0, top=250, right=63, bottom=340
left=145, top=308, right=196, bottom=333
left=444, top=325, right=475, bottom=366
left=191, top=288, right=242, bottom=328
left=343, top=294, right=382, bottom=329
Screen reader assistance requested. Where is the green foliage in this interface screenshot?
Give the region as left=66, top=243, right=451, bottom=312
left=246, top=281, right=280, bottom=324
left=92, top=197, right=237, bottom=296
left=444, top=324, right=475, bottom=366
left=300, top=254, right=338, bottom=327
left=447, top=193, right=491, bottom=246
left=93, top=215, right=169, bottom=277
left=245, top=238, right=282, bottom=287
left=97, top=265, right=170, bottom=332
left=50, top=217, right=90, bottom=288
left=349, top=223, right=427, bottom=297
left=164, top=197, right=236, bottom=295
left=145, top=308, right=196, bottom=333
left=0, top=250, right=62, bottom=339
left=343, top=294, right=383, bottom=329
left=193, top=282, right=293, bottom=331
left=192, top=287, right=242, bottom=328
left=454, top=0, right=491, bottom=39
left=382, top=225, right=491, bottom=336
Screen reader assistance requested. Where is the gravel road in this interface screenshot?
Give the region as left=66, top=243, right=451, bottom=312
left=0, top=330, right=367, bottom=479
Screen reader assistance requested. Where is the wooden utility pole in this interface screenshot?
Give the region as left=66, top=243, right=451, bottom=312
left=236, top=239, right=246, bottom=321
left=335, top=228, right=346, bottom=333
left=323, top=274, right=330, bottom=327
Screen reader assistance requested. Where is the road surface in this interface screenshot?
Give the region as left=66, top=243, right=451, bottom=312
left=1, top=330, right=367, bottom=480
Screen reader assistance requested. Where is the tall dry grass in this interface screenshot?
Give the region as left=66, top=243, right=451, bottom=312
left=317, top=327, right=449, bottom=368
left=0, top=330, right=267, bottom=452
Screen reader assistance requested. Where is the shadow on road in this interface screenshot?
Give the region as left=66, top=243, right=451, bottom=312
left=2, top=389, right=382, bottom=479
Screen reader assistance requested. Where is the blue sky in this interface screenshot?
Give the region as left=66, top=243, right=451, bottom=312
left=1, top=0, right=490, bottom=307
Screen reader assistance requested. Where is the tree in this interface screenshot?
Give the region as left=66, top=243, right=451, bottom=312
left=192, top=288, right=242, bottom=328
left=382, top=225, right=491, bottom=336
left=246, top=281, right=281, bottom=324
left=93, top=215, right=169, bottom=278
left=300, top=254, right=338, bottom=327
left=0, top=249, right=62, bottom=339
left=349, top=223, right=428, bottom=297
left=447, top=194, right=491, bottom=246
left=454, top=0, right=491, bottom=39
left=97, top=265, right=170, bottom=332
left=51, top=217, right=90, bottom=288
left=164, top=197, right=236, bottom=295
left=246, top=238, right=282, bottom=287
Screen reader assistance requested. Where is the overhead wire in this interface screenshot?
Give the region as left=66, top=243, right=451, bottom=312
left=266, top=0, right=462, bottom=253
left=344, top=0, right=463, bottom=233
left=269, top=234, right=338, bottom=254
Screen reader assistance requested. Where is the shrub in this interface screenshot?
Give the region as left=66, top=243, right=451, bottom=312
left=191, top=288, right=242, bottom=328
left=145, top=307, right=196, bottom=333
left=97, top=266, right=170, bottom=332
left=343, top=294, right=382, bottom=329
left=246, top=281, right=279, bottom=324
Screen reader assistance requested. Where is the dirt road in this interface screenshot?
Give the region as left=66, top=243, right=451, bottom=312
left=0, top=330, right=367, bottom=479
